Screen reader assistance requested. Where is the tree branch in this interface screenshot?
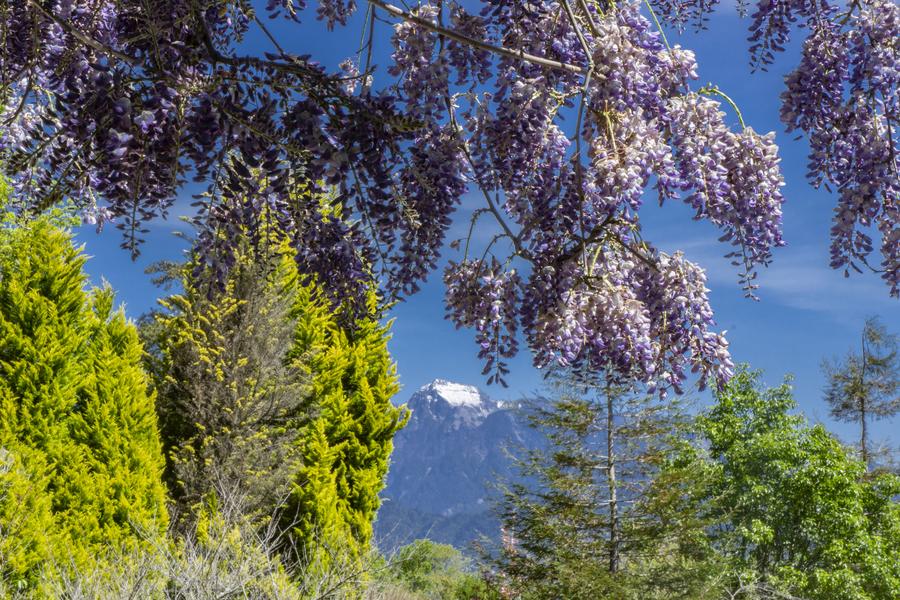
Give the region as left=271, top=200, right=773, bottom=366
left=25, top=0, right=137, bottom=66
left=367, top=0, right=586, bottom=75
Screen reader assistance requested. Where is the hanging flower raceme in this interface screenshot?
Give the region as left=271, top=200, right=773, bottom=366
left=780, top=22, right=849, bottom=134
left=446, top=232, right=733, bottom=394
left=646, top=0, right=899, bottom=296
left=390, top=4, right=449, bottom=119
left=0, top=0, right=807, bottom=392
left=666, top=94, right=786, bottom=291
left=777, top=0, right=899, bottom=294
left=391, top=125, right=468, bottom=296
left=445, top=259, right=522, bottom=386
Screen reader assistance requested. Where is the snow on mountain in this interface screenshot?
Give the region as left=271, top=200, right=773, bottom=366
left=406, top=378, right=498, bottom=429
left=421, top=379, right=483, bottom=407
left=377, top=379, right=544, bottom=553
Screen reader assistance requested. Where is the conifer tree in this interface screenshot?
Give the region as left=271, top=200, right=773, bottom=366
left=0, top=210, right=167, bottom=587
left=0, top=446, right=55, bottom=590
left=147, top=222, right=408, bottom=570
left=822, top=317, right=900, bottom=466
left=491, top=373, right=689, bottom=599
left=281, top=289, right=407, bottom=571
left=63, top=288, right=168, bottom=547
left=146, top=238, right=312, bottom=523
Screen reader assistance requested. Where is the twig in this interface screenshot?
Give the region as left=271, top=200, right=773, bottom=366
left=698, top=84, right=746, bottom=129
left=25, top=0, right=137, bottom=65
left=367, top=0, right=587, bottom=75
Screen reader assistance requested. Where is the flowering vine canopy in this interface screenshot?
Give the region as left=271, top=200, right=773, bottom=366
left=0, top=0, right=896, bottom=391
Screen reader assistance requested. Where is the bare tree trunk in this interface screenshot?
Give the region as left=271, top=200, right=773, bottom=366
left=860, top=330, right=870, bottom=467
left=860, top=398, right=869, bottom=466
left=606, top=385, right=619, bottom=574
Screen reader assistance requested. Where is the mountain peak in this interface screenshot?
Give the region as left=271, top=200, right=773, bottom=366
left=378, top=378, right=543, bottom=553
left=419, top=379, right=486, bottom=407
left=407, top=380, right=498, bottom=428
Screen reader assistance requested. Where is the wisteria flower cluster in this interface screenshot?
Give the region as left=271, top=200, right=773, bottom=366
left=517, top=242, right=733, bottom=393
left=445, top=258, right=521, bottom=386
left=780, top=0, right=899, bottom=295
left=434, top=0, right=777, bottom=389
left=666, top=94, right=785, bottom=290
left=0, top=0, right=424, bottom=310
left=650, top=0, right=899, bottom=295
left=0, top=0, right=795, bottom=392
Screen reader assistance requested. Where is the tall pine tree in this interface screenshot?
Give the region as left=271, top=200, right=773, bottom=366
left=491, top=373, right=688, bottom=599
left=822, top=317, right=899, bottom=466
left=0, top=210, right=167, bottom=588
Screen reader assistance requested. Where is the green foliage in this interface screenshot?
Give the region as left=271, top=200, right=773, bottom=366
left=493, top=393, right=611, bottom=599
left=147, top=225, right=408, bottom=575
left=629, top=436, right=728, bottom=600
left=0, top=214, right=167, bottom=588
left=0, top=446, right=55, bottom=592
left=661, top=368, right=900, bottom=599
left=146, top=239, right=310, bottom=523
left=284, top=288, right=408, bottom=572
left=488, top=369, right=900, bottom=599
left=822, top=317, right=899, bottom=466
left=489, top=375, right=691, bottom=600
left=379, top=539, right=499, bottom=600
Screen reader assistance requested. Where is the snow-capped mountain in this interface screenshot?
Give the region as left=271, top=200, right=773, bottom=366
left=419, top=379, right=487, bottom=408
left=403, top=379, right=498, bottom=429
left=375, top=379, right=541, bottom=553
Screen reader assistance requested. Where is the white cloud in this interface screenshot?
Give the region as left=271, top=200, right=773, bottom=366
left=660, top=237, right=896, bottom=319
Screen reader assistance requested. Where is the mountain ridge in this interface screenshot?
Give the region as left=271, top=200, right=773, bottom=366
left=376, top=379, right=540, bottom=554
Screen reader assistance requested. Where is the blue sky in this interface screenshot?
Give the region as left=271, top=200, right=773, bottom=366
left=74, top=4, right=898, bottom=446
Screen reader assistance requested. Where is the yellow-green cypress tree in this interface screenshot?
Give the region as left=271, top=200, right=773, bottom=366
left=0, top=212, right=167, bottom=587
left=284, top=290, right=408, bottom=571
left=0, top=445, right=55, bottom=591
left=64, top=288, right=168, bottom=547
left=289, top=417, right=350, bottom=571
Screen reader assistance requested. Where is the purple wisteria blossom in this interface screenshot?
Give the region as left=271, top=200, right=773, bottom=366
left=435, top=0, right=781, bottom=389
left=445, top=259, right=521, bottom=386
left=779, top=0, right=899, bottom=294
left=5, top=0, right=859, bottom=393
left=652, top=0, right=898, bottom=294
left=667, top=94, right=785, bottom=289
